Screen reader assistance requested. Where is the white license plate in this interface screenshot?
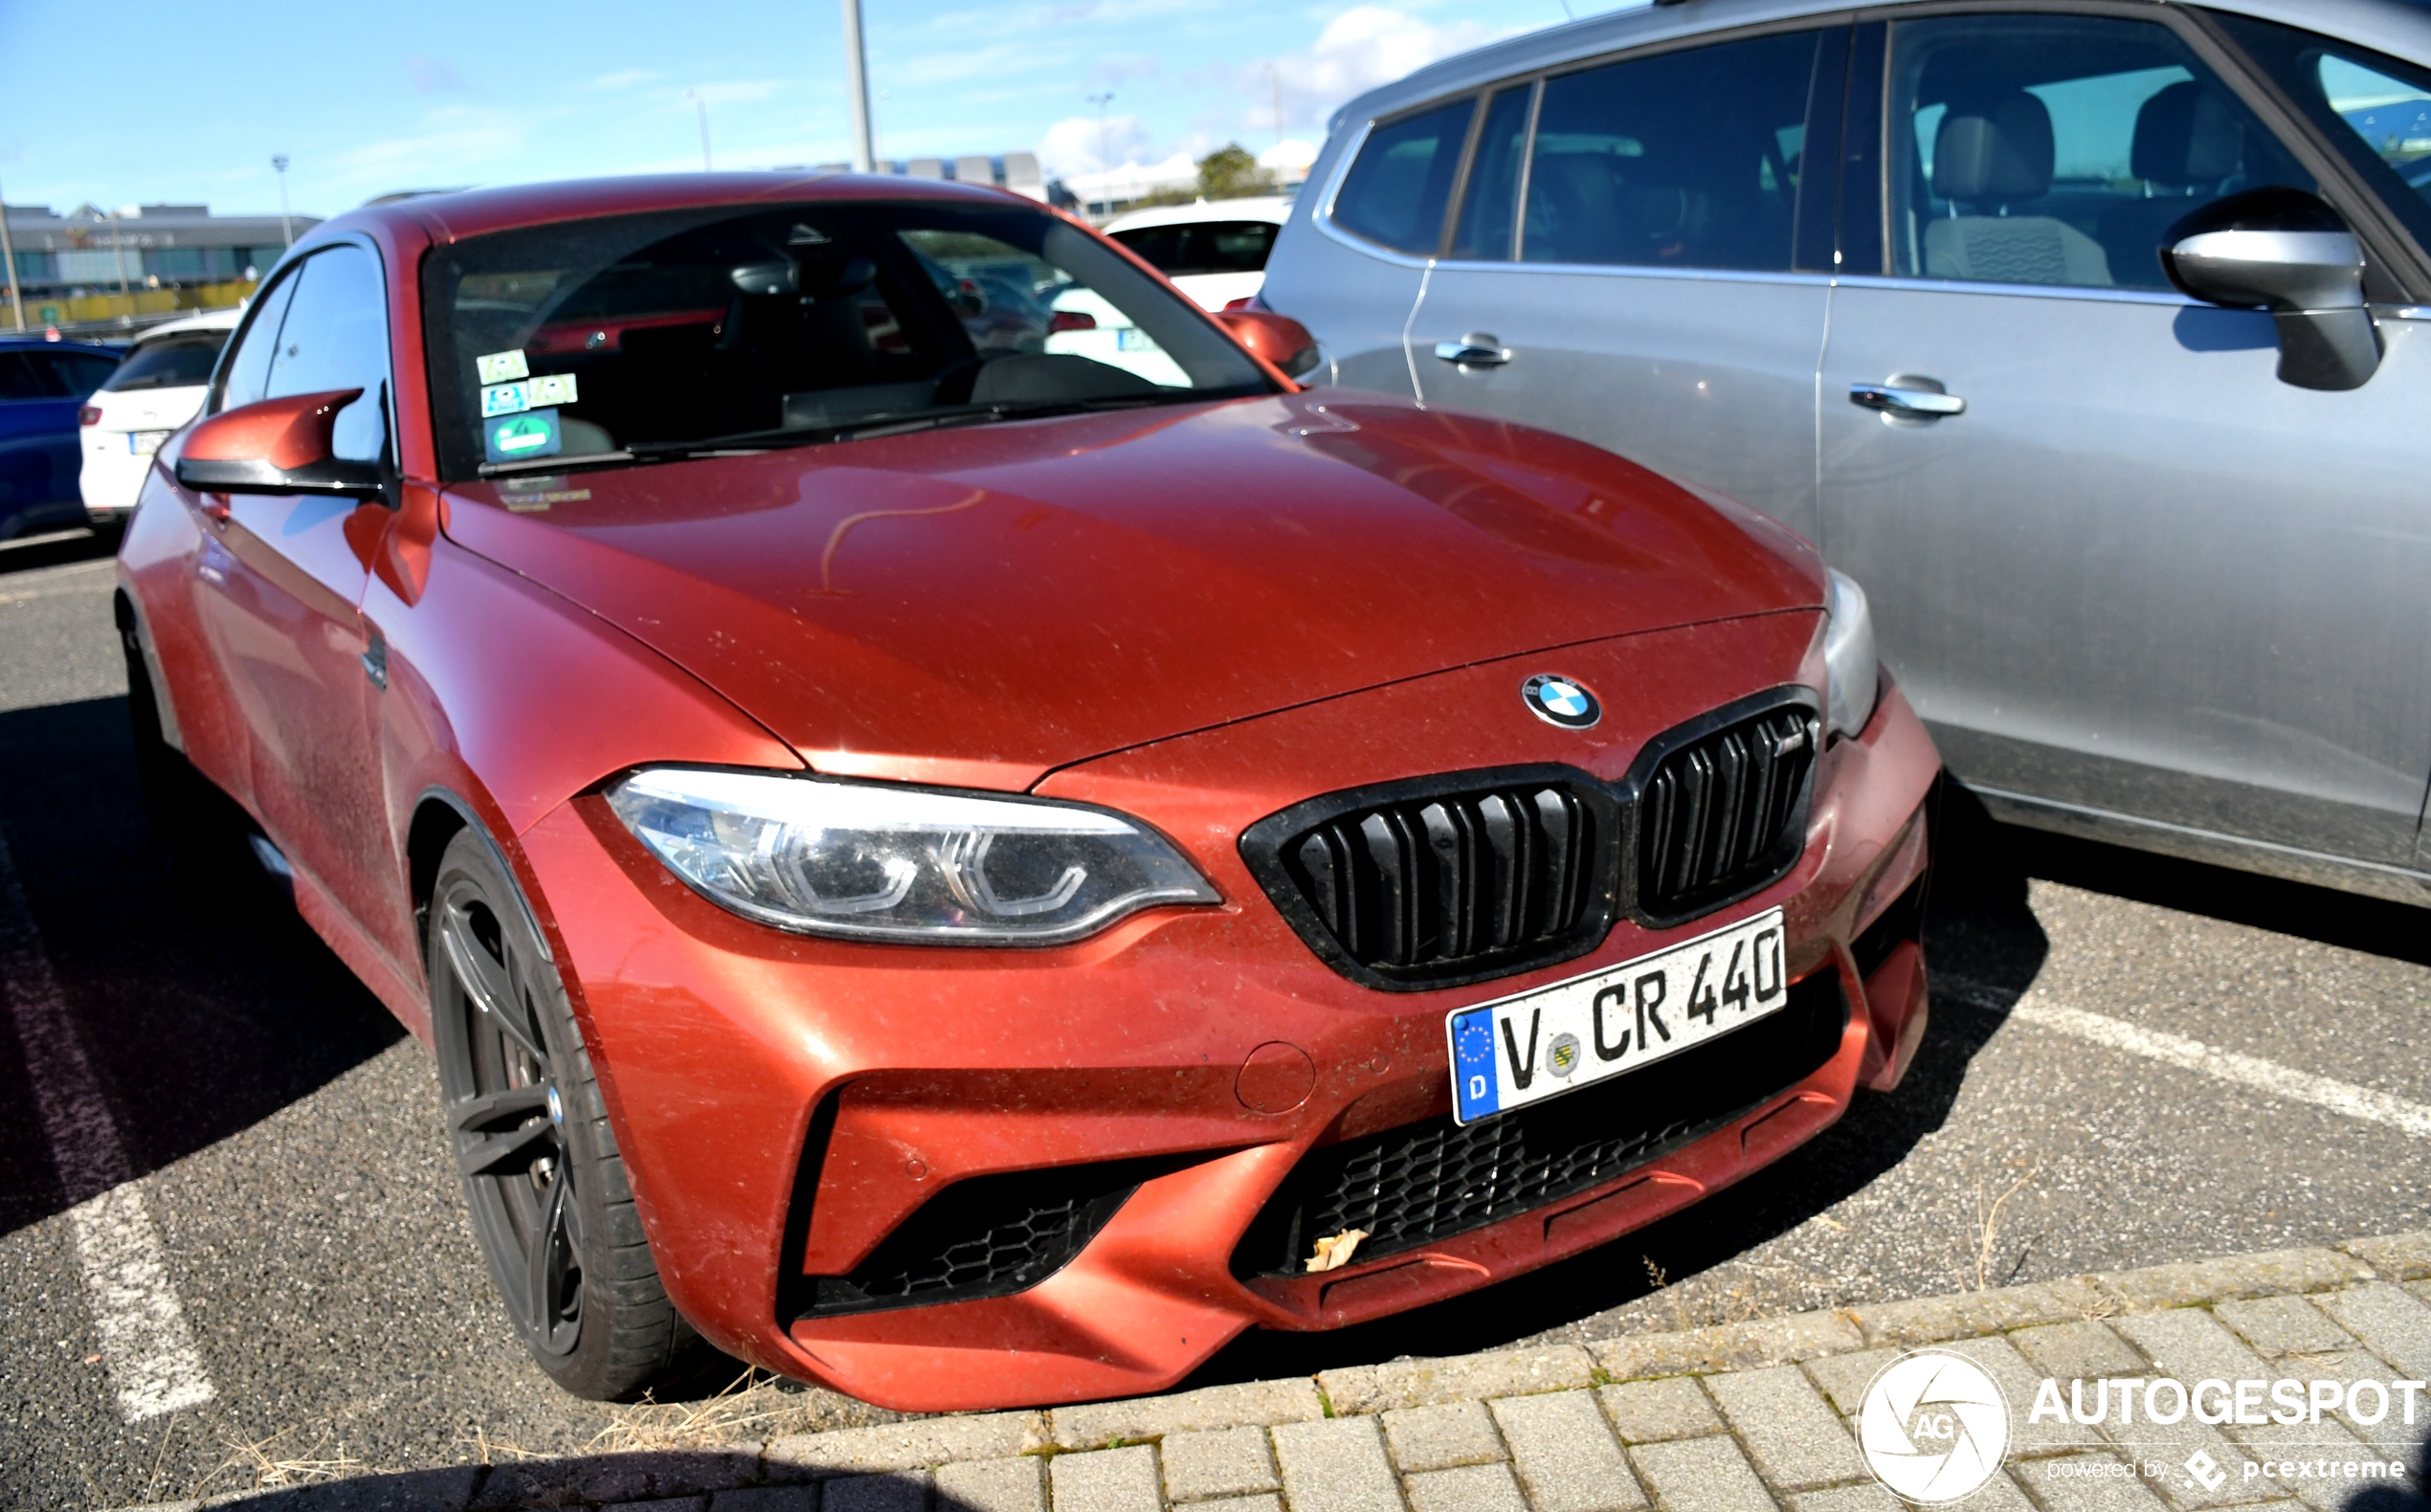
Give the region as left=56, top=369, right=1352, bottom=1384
left=1447, top=908, right=1789, bottom=1125
left=127, top=431, right=171, bottom=456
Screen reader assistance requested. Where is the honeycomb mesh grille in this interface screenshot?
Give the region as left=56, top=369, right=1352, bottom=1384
left=1233, top=973, right=1846, bottom=1278
left=807, top=1157, right=1182, bottom=1316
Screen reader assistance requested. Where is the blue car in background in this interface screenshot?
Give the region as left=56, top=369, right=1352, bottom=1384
left=0, top=337, right=122, bottom=540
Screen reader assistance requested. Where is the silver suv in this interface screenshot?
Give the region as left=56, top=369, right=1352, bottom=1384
left=1261, top=0, right=2431, bottom=905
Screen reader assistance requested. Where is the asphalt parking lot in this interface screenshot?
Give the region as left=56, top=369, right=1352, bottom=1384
left=2, top=528, right=2426, bottom=1509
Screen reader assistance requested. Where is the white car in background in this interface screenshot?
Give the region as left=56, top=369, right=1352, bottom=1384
left=78, top=307, right=240, bottom=527
left=1103, top=196, right=1291, bottom=311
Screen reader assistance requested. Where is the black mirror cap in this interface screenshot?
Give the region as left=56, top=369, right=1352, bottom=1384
left=174, top=454, right=389, bottom=500
left=2159, top=187, right=2380, bottom=391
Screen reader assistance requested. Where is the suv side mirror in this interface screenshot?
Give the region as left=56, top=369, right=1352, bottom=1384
left=2160, top=188, right=2380, bottom=391
left=174, top=389, right=388, bottom=499
left=1216, top=309, right=1322, bottom=379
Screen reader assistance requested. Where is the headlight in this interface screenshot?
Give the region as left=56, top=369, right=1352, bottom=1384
left=1823, top=567, right=1881, bottom=741
left=604, top=767, right=1220, bottom=944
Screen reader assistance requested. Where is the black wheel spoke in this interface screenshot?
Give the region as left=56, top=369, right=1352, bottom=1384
left=526, top=1161, right=583, bottom=1348
left=457, top=1118, right=555, bottom=1177
left=450, top=1084, right=549, bottom=1134
left=439, top=904, right=547, bottom=1063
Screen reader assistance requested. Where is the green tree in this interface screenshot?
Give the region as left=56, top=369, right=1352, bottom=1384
left=1196, top=143, right=1273, bottom=201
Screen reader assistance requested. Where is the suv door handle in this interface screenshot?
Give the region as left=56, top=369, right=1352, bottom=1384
left=1850, top=381, right=1965, bottom=417
left=1434, top=334, right=1511, bottom=367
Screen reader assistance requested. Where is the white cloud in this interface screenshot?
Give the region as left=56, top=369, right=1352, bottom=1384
left=1037, top=111, right=1155, bottom=179
left=591, top=69, right=658, bottom=91
left=1264, top=6, right=1503, bottom=131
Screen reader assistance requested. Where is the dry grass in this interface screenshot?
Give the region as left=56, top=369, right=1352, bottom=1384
left=1970, top=1159, right=2043, bottom=1291
left=585, top=1367, right=813, bottom=1454
left=202, top=1423, right=366, bottom=1495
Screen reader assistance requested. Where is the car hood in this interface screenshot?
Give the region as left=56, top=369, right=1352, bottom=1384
left=439, top=390, right=1822, bottom=790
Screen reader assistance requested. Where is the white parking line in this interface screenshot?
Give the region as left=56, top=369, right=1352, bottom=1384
left=0, top=826, right=213, bottom=1421
left=1948, top=977, right=2431, bottom=1140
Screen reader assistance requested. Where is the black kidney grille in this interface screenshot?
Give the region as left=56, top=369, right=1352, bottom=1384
left=1637, top=703, right=1816, bottom=923
left=1281, top=779, right=1608, bottom=985
left=1231, top=973, right=1846, bottom=1279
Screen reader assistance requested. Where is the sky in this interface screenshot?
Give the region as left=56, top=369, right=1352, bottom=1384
left=0, top=0, right=1637, bottom=221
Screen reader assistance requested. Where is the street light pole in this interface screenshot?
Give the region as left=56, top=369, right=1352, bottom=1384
left=108, top=208, right=131, bottom=297
left=272, top=155, right=293, bottom=246
left=688, top=91, right=713, bottom=170
left=0, top=177, right=22, bottom=332
left=841, top=0, right=875, bottom=173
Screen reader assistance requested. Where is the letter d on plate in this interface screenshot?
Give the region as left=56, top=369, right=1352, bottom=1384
left=1453, top=1013, right=1499, bottom=1122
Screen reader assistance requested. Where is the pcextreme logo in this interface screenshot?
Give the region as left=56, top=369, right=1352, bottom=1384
left=1859, top=1350, right=2012, bottom=1503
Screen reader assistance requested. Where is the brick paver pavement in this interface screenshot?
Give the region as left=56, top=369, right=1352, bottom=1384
left=119, top=1230, right=2431, bottom=1511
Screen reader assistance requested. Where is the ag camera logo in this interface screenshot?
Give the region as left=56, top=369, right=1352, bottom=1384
left=1860, top=1349, right=2011, bottom=1502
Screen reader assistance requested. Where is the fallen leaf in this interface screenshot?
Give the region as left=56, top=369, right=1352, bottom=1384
left=1305, top=1228, right=1371, bottom=1274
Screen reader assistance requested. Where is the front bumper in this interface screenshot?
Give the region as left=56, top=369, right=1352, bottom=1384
left=515, top=614, right=1940, bottom=1411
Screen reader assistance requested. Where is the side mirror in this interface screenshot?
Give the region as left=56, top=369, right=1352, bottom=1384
left=174, top=389, right=387, bottom=499
left=2160, top=188, right=2380, bottom=391
left=1216, top=309, right=1322, bottom=379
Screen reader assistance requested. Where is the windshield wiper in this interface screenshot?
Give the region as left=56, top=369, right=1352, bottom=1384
left=624, top=394, right=1185, bottom=458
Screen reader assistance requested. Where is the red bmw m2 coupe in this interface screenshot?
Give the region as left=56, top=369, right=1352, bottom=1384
left=115, top=173, right=1939, bottom=1411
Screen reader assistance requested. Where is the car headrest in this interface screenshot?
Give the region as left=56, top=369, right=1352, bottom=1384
left=2131, top=80, right=2243, bottom=188
left=1933, top=90, right=2056, bottom=205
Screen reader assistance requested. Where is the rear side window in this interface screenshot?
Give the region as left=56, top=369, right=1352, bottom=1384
left=1333, top=99, right=1477, bottom=255
left=1110, top=221, right=1280, bottom=276
left=2216, top=15, right=2431, bottom=265
left=103, top=334, right=229, bottom=392
left=0, top=353, right=44, bottom=400
left=1524, top=32, right=1819, bottom=271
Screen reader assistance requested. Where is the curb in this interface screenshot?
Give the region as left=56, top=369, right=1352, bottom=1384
left=117, top=1227, right=2431, bottom=1510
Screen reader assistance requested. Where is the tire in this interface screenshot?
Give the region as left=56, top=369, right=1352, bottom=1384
left=426, top=827, right=701, bottom=1399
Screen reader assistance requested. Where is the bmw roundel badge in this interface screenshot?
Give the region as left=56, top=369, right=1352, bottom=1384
left=1521, top=673, right=1601, bottom=729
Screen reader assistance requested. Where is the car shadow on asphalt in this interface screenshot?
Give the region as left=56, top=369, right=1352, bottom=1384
left=0, top=695, right=406, bottom=1241
left=0, top=525, right=117, bottom=576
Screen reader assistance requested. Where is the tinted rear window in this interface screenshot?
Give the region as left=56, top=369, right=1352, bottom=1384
left=1333, top=100, right=1477, bottom=256
left=1110, top=221, right=1280, bottom=276
left=104, top=334, right=229, bottom=392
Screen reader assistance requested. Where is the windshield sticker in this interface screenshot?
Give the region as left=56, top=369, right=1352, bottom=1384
left=528, top=372, right=579, bottom=408
left=484, top=409, right=563, bottom=465
left=476, top=349, right=530, bottom=385
left=480, top=381, right=531, bottom=418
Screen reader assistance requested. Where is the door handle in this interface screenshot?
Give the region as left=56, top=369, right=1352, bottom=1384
left=1434, top=334, right=1511, bottom=367
left=1850, top=381, right=1965, bottom=417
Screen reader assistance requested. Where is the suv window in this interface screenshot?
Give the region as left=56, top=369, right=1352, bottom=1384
left=1886, top=13, right=2312, bottom=290
left=1333, top=99, right=1477, bottom=256
left=1522, top=32, right=1818, bottom=272
left=2214, top=15, right=2431, bottom=267
left=36, top=351, right=120, bottom=397
left=0, top=353, right=44, bottom=400
left=263, top=245, right=392, bottom=463
left=1451, top=85, right=1535, bottom=261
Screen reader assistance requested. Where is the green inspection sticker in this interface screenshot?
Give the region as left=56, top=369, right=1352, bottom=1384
left=483, top=409, right=562, bottom=464
left=476, top=349, right=529, bottom=385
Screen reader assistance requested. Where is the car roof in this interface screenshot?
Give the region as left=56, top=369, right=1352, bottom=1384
left=1104, top=197, right=1296, bottom=233
left=0, top=337, right=122, bottom=358
left=131, top=308, right=243, bottom=343
left=322, top=170, right=1039, bottom=249
left=1331, top=0, right=2431, bottom=134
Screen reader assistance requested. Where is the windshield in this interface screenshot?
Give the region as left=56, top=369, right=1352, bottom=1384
left=421, top=199, right=1274, bottom=478
left=102, top=333, right=229, bottom=392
